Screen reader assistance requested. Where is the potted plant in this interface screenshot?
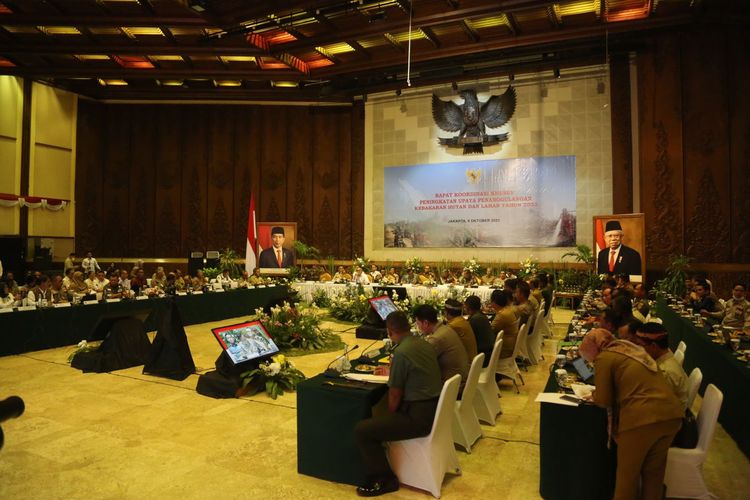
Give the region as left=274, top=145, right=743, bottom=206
left=655, top=254, right=691, bottom=298
left=219, top=248, right=242, bottom=278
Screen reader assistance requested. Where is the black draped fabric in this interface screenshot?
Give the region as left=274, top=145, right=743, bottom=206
left=71, top=317, right=151, bottom=372
left=142, top=300, right=196, bottom=380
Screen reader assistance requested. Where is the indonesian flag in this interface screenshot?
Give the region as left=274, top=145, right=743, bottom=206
left=245, top=196, right=257, bottom=273
left=595, top=219, right=606, bottom=255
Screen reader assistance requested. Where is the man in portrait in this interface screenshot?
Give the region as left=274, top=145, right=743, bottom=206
left=258, top=226, right=295, bottom=268
left=597, top=220, right=642, bottom=276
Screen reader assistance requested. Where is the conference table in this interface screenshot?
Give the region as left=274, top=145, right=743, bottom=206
left=0, top=285, right=289, bottom=357
left=297, top=373, right=388, bottom=486
left=293, top=281, right=496, bottom=304
left=657, top=298, right=750, bottom=459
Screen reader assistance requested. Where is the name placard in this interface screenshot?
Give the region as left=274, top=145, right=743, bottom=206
left=83, top=300, right=99, bottom=305
left=176, top=292, right=187, bottom=296
left=136, top=295, right=148, bottom=301
left=0, top=308, right=12, bottom=314
left=214, top=289, right=225, bottom=293
left=18, top=305, right=37, bottom=311
left=53, top=302, right=72, bottom=308
left=193, top=291, right=203, bottom=295
left=106, top=298, right=121, bottom=303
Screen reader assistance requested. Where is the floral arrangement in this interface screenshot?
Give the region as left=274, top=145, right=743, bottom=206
left=67, top=340, right=99, bottom=363
left=239, top=354, right=306, bottom=399
left=403, top=257, right=424, bottom=274
left=462, top=258, right=481, bottom=275
left=201, top=267, right=221, bottom=280
left=518, top=256, right=539, bottom=279
left=353, top=255, right=372, bottom=273
left=311, top=287, right=330, bottom=308
left=251, top=302, right=335, bottom=351
left=329, top=285, right=376, bottom=323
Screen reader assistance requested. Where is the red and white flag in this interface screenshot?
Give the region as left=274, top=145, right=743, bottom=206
left=245, top=196, right=257, bottom=273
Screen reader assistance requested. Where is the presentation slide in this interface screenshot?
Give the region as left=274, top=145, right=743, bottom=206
left=383, top=156, right=576, bottom=248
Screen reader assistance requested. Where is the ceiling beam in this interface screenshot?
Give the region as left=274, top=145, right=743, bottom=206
left=0, top=14, right=210, bottom=27
left=0, top=43, right=265, bottom=57
left=460, top=20, right=480, bottom=42
left=0, top=67, right=301, bottom=79
left=221, top=0, right=351, bottom=25
left=421, top=26, right=441, bottom=48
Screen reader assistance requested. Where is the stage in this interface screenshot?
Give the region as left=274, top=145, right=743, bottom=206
left=0, top=308, right=747, bottom=499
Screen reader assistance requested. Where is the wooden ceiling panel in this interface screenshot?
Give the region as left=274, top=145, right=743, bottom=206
left=0, top=0, right=708, bottom=101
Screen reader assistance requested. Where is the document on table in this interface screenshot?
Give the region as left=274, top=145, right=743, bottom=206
left=535, top=393, right=580, bottom=407
left=343, top=373, right=389, bottom=384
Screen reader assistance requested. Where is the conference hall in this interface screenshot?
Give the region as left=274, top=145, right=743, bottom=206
left=1, top=1, right=748, bottom=499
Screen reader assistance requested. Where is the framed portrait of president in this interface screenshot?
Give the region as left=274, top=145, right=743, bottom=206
left=257, top=222, right=297, bottom=275
left=593, top=213, right=646, bottom=282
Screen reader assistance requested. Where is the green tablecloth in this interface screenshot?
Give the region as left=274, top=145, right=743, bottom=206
left=657, top=299, right=750, bottom=458
left=0, top=286, right=288, bottom=356
left=297, top=374, right=388, bottom=486
left=539, top=364, right=616, bottom=500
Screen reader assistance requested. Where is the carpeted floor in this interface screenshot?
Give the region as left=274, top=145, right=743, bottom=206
left=0, top=307, right=748, bottom=499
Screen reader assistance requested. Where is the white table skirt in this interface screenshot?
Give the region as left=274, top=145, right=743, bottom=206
left=292, top=281, right=494, bottom=304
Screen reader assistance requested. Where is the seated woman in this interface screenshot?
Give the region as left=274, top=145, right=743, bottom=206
left=0, top=282, right=15, bottom=308
left=580, top=329, right=683, bottom=500
left=318, top=266, right=332, bottom=282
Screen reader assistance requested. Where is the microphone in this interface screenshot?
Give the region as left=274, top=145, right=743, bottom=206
left=324, top=344, right=359, bottom=378
left=356, top=339, right=383, bottom=364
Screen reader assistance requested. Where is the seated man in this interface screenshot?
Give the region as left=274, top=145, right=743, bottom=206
left=513, top=281, right=535, bottom=329
left=27, top=275, right=53, bottom=304
left=635, top=322, right=689, bottom=412
left=174, top=269, right=186, bottom=291
left=151, top=266, right=167, bottom=289
left=318, top=266, right=332, bottom=282
left=400, top=269, right=419, bottom=285
left=333, top=266, right=352, bottom=282
left=539, top=273, right=553, bottom=315
left=383, top=267, right=400, bottom=284
left=5, top=271, right=19, bottom=296
left=529, top=278, right=543, bottom=306
left=369, top=264, right=382, bottom=283
left=102, top=274, right=123, bottom=299
left=632, top=283, right=651, bottom=319
left=353, top=311, right=442, bottom=497
left=216, top=269, right=234, bottom=286
left=130, top=268, right=147, bottom=295
left=721, top=282, right=750, bottom=329
left=50, top=275, right=69, bottom=303
left=689, top=279, right=723, bottom=318
left=490, top=289, right=518, bottom=359
left=352, top=266, right=371, bottom=285
left=413, top=304, right=468, bottom=384
left=248, top=268, right=264, bottom=285
left=444, top=298, right=477, bottom=361
left=464, top=295, right=495, bottom=367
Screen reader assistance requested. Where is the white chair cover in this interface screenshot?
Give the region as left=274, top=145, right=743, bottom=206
left=453, top=353, right=485, bottom=453
left=387, top=374, right=462, bottom=498
left=686, top=367, right=703, bottom=411
left=474, top=338, right=504, bottom=425
left=664, top=384, right=724, bottom=499
left=674, top=349, right=685, bottom=367
left=677, top=341, right=687, bottom=353
left=514, top=322, right=532, bottom=366
left=496, top=321, right=525, bottom=393
left=536, top=300, right=553, bottom=338
left=527, top=308, right=546, bottom=365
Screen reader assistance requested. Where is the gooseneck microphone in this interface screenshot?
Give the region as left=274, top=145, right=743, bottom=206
left=324, top=344, right=359, bottom=378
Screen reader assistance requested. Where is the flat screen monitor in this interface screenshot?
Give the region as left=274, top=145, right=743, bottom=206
left=572, top=356, right=594, bottom=383
left=211, top=320, right=279, bottom=365
left=368, top=295, right=399, bottom=321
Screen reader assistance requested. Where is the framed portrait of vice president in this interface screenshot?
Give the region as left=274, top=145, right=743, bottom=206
left=593, top=213, right=645, bottom=283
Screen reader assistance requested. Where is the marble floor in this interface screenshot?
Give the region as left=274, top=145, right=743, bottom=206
left=0, top=308, right=748, bottom=499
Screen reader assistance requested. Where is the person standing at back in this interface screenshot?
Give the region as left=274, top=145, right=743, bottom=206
left=81, top=251, right=101, bottom=274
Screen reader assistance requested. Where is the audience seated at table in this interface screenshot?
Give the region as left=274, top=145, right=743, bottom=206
left=369, top=264, right=382, bottom=282
left=382, top=267, right=400, bottom=284
left=352, top=266, right=370, bottom=285
left=50, top=275, right=68, bottom=303
left=529, top=277, right=543, bottom=305
left=131, top=268, right=147, bottom=295
left=540, top=273, right=553, bottom=315
left=27, top=275, right=53, bottom=304
left=721, top=281, right=750, bottom=329
left=439, top=268, right=455, bottom=285
left=490, top=289, right=518, bottom=359
left=688, top=278, right=723, bottom=317
left=62, top=268, right=74, bottom=290
left=400, top=268, right=419, bottom=285
left=318, top=266, right=332, bottom=282
left=633, top=322, right=689, bottom=412
left=174, top=269, right=186, bottom=291
left=333, top=266, right=352, bottom=282
left=151, top=266, right=167, bottom=289
left=0, top=282, right=15, bottom=308
left=248, top=268, right=264, bottom=285
left=353, top=311, right=442, bottom=497
left=5, top=272, right=19, bottom=296
left=414, top=304, right=468, bottom=387
left=615, top=273, right=635, bottom=297
left=216, top=269, right=234, bottom=286
left=513, top=281, right=536, bottom=329
left=632, top=283, right=651, bottom=319
left=580, top=328, right=683, bottom=500
left=458, top=269, right=478, bottom=286
left=164, top=273, right=178, bottom=295
left=443, top=298, right=477, bottom=361
left=102, top=274, right=124, bottom=299
left=68, top=271, right=89, bottom=296
left=464, top=295, right=495, bottom=367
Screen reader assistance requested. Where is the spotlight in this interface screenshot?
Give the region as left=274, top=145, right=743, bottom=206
left=451, top=81, right=458, bottom=91
left=554, top=68, right=561, bottom=79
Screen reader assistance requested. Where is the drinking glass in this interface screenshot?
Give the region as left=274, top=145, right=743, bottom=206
left=730, top=338, right=740, bottom=352
left=556, top=354, right=566, bottom=368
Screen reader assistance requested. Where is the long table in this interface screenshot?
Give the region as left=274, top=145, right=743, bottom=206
left=657, top=299, right=750, bottom=459
left=0, top=286, right=289, bottom=357
left=292, top=281, right=495, bottom=304
left=538, top=360, right=616, bottom=499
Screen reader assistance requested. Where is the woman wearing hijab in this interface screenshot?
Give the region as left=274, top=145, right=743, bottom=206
left=69, top=271, right=90, bottom=296
left=580, top=328, right=683, bottom=500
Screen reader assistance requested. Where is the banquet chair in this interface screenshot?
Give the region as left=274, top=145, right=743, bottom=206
left=664, top=384, right=724, bottom=499
left=387, top=374, right=462, bottom=499
left=496, top=323, right=526, bottom=393
left=547, top=291, right=556, bottom=327
left=527, top=308, right=546, bottom=365
left=514, top=322, right=532, bottom=369
left=474, top=338, right=504, bottom=425
left=677, top=341, right=687, bottom=354
left=686, top=367, right=703, bottom=411
left=674, top=348, right=685, bottom=367
left=453, top=353, right=485, bottom=453
left=537, top=300, right=553, bottom=339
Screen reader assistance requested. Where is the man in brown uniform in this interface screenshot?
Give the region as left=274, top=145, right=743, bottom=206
left=581, top=328, right=683, bottom=500
left=444, top=298, right=477, bottom=361
left=490, top=289, right=519, bottom=359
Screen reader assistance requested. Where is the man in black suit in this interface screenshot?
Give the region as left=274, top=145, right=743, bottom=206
left=597, top=220, right=642, bottom=276
left=258, top=226, right=295, bottom=268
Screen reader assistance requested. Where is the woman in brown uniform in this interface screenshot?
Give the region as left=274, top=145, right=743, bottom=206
left=580, top=328, right=683, bottom=500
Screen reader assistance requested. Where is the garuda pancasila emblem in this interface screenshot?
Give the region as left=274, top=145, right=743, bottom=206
left=432, top=86, right=516, bottom=154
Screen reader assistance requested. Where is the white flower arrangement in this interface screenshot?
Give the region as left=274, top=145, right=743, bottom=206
left=403, top=257, right=424, bottom=274
left=462, top=258, right=481, bottom=275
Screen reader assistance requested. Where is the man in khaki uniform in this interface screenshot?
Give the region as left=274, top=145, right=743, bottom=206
left=414, top=304, right=468, bottom=385
left=721, top=282, right=750, bottom=329
left=444, top=298, right=477, bottom=361
left=490, top=289, right=518, bottom=359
